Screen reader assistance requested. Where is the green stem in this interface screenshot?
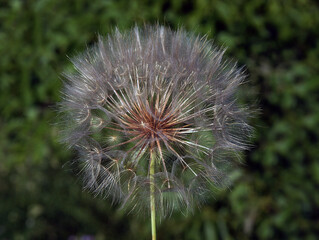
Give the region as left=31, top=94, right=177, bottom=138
left=150, top=150, right=156, bottom=240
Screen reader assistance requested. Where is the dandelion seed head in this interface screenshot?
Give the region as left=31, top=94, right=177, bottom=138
left=58, top=25, right=252, bottom=217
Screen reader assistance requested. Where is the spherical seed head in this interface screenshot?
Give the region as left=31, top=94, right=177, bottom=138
left=58, top=25, right=252, bottom=217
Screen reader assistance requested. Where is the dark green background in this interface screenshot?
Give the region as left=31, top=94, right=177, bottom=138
left=1, top=0, right=318, bottom=239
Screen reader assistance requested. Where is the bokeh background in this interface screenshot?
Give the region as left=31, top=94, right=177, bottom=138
left=1, top=0, right=319, bottom=239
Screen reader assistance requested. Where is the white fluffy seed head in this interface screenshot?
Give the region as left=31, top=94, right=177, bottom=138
left=58, top=25, right=252, bottom=218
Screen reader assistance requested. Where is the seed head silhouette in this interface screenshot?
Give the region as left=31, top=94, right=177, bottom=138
left=59, top=25, right=251, bottom=218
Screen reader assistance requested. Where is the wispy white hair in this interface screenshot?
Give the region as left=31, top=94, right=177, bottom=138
left=58, top=25, right=252, bottom=217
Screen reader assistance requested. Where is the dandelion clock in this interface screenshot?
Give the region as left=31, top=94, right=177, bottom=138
left=58, top=25, right=252, bottom=239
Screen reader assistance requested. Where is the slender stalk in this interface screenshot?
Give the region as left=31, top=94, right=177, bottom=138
left=150, top=149, right=156, bottom=240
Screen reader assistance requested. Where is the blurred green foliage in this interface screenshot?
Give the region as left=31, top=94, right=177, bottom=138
left=1, top=0, right=319, bottom=239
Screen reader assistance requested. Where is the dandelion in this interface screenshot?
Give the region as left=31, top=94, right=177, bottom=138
left=58, top=25, right=251, bottom=239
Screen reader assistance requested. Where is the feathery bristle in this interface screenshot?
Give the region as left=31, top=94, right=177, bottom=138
left=58, top=25, right=252, bottom=217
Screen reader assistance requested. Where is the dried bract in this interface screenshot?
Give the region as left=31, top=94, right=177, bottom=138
left=58, top=26, right=251, bottom=217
